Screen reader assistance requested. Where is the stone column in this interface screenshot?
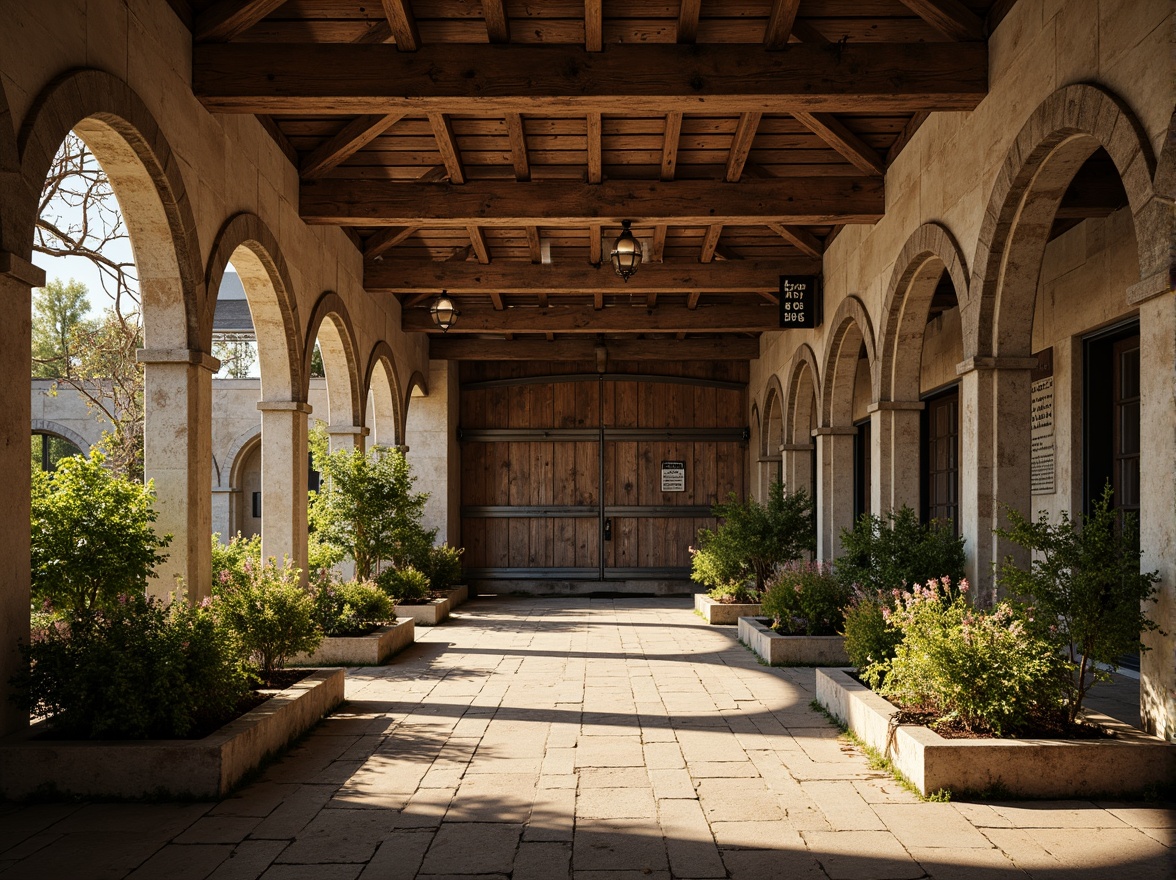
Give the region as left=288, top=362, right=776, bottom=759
left=0, top=253, right=43, bottom=735
left=1136, top=287, right=1176, bottom=741
left=139, top=348, right=218, bottom=603
left=780, top=443, right=813, bottom=496
left=257, top=400, right=311, bottom=576
left=327, top=423, right=369, bottom=453
left=405, top=360, right=460, bottom=544
left=813, top=427, right=857, bottom=560
left=868, top=401, right=923, bottom=515
left=957, top=357, right=1036, bottom=605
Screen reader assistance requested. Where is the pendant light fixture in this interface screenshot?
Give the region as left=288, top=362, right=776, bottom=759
left=610, top=220, right=642, bottom=282
left=429, top=292, right=459, bottom=332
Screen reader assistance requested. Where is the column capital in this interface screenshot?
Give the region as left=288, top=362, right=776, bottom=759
left=326, top=424, right=370, bottom=437
left=956, top=355, right=1039, bottom=375
left=257, top=400, right=313, bottom=414
left=137, top=348, right=221, bottom=372
left=0, top=252, right=46, bottom=288
left=867, top=400, right=924, bottom=413
left=1127, top=270, right=1171, bottom=306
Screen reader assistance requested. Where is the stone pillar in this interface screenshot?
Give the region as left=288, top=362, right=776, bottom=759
left=868, top=401, right=923, bottom=515
left=211, top=487, right=235, bottom=541
left=405, top=360, right=460, bottom=544
left=257, top=400, right=311, bottom=575
left=0, top=253, right=43, bottom=735
left=139, top=348, right=218, bottom=602
left=327, top=423, right=369, bottom=453
left=780, top=443, right=813, bottom=497
left=813, top=427, right=857, bottom=560
left=957, top=357, right=1036, bottom=605
left=1137, top=288, right=1176, bottom=741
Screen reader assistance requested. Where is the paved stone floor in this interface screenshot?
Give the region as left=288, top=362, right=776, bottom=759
left=0, top=596, right=1172, bottom=880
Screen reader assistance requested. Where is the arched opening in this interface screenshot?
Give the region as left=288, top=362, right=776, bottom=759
left=759, top=376, right=784, bottom=500
left=227, top=432, right=262, bottom=540
left=783, top=346, right=820, bottom=507
left=365, top=343, right=403, bottom=450
left=304, top=293, right=364, bottom=454
left=30, top=430, right=85, bottom=472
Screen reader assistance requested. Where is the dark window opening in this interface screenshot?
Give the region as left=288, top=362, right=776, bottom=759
left=1084, top=321, right=1141, bottom=518
left=853, top=418, right=871, bottom=522
left=252, top=491, right=261, bottom=519
left=921, top=386, right=959, bottom=534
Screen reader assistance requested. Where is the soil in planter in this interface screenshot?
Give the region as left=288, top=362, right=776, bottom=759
left=887, top=705, right=1113, bottom=741
left=322, top=621, right=394, bottom=638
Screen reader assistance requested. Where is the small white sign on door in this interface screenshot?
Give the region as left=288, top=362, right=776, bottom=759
left=661, top=460, right=686, bottom=493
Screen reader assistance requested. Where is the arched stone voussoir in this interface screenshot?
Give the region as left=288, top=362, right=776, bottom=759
left=304, top=290, right=363, bottom=426
left=760, top=372, right=786, bottom=459
left=364, top=340, right=404, bottom=448
left=820, top=295, right=876, bottom=428
left=782, top=343, right=821, bottom=445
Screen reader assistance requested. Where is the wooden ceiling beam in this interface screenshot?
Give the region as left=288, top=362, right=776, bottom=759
left=686, top=292, right=702, bottom=309
left=793, top=111, right=886, bottom=176
left=428, top=112, right=466, bottom=184
left=525, top=226, right=542, bottom=263
left=897, top=0, right=986, bottom=41
left=364, top=226, right=417, bottom=259
left=431, top=335, right=761, bottom=361
left=676, top=0, right=701, bottom=43
left=483, top=0, right=510, bottom=44
left=380, top=0, right=420, bottom=50
left=646, top=292, right=658, bottom=309
left=301, top=177, right=886, bottom=226
left=660, top=111, right=683, bottom=182
left=299, top=113, right=403, bottom=179
left=194, top=43, right=989, bottom=115
left=589, top=223, right=602, bottom=266
left=467, top=225, right=491, bottom=264
left=587, top=112, right=602, bottom=184
left=650, top=225, right=667, bottom=264
left=700, top=224, right=723, bottom=263
left=194, top=0, right=287, bottom=42
left=366, top=258, right=820, bottom=294
left=505, top=113, right=530, bottom=181
left=763, top=0, right=802, bottom=49
left=767, top=222, right=824, bottom=260
left=725, top=112, right=762, bottom=182
left=405, top=302, right=781, bottom=333
left=585, top=0, right=603, bottom=51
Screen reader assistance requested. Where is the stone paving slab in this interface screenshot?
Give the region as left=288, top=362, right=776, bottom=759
left=0, top=596, right=1171, bottom=879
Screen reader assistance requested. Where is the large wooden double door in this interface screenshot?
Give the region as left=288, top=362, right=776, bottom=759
left=459, top=361, right=748, bottom=581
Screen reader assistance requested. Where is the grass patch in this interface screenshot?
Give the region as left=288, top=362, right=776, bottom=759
left=807, top=700, right=952, bottom=803
left=739, top=638, right=770, bottom=666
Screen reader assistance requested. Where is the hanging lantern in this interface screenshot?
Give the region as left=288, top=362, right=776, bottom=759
left=610, top=220, right=642, bottom=282
left=429, top=292, right=460, bottom=332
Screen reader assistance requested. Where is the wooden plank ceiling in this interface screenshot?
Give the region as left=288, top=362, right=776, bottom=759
left=188, top=0, right=1002, bottom=360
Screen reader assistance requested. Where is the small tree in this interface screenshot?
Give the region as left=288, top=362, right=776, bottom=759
left=996, top=484, right=1161, bottom=721
left=30, top=451, right=170, bottom=612
left=835, top=506, right=966, bottom=596
left=308, top=427, right=435, bottom=580
left=31, top=279, right=93, bottom=378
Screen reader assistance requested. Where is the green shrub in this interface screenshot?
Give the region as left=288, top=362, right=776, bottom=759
left=691, top=482, right=815, bottom=592
left=213, top=557, right=322, bottom=682
left=308, top=532, right=345, bottom=584
left=313, top=579, right=396, bottom=637
left=11, top=594, right=251, bottom=739
left=868, top=578, right=1069, bottom=736
left=377, top=566, right=431, bottom=604
left=996, top=484, right=1161, bottom=721
left=31, top=452, right=171, bottom=613
left=835, top=506, right=965, bottom=596
left=212, top=532, right=261, bottom=592
left=761, top=561, right=851, bottom=636
left=421, top=543, right=464, bottom=592
left=706, top=581, right=759, bottom=604
left=843, top=591, right=904, bottom=673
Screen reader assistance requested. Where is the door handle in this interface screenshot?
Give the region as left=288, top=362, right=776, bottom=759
left=604, top=518, right=612, bottom=541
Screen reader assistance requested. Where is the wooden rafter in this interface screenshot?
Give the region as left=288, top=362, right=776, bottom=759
left=364, top=226, right=417, bottom=259
left=686, top=292, right=702, bottom=309
left=793, top=111, right=885, bottom=176
left=700, top=225, right=723, bottom=263
left=301, top=177, right=886, bottom=227
left=525, top=226, right=542, bottom=263
left=767, top=223, right=824, bottom=260
left=585, top=0, right=603, bottom=51
left=194, top=43, right=990, bottom=115
left=505, top=113, right=530, bottom=182
left=660, top=111, right=683, bottom=182
left=677, top=0, right=701, bottom=43
left=593, top=293, right=603, bottom=310
left=366, top=258, right=819, bottom=294
left=483, top=0, right=510, bottom=44
left=763, top=0, right=801, bottom=49
left=380, top=0, right=420, bottom=51
left=898, top=0, right=986, bottom=41
left=428, top=112, right=466, bottom=184
left=404, top=301, right=781, bottom=333
left=194, top=0, right=286, bottom=42
left=299, top=113, right=403, bottom=179
left=467, top=226, right=491, bottom=264
left=589, top=223, right=602, bottom=266
left=646, top=292, right=658, bottom=309
left=587, top=112, right=602, bottom=184
left=431, top=336, right=761, bottom=361
left=726, top=112, right=762, bottom=182
left=650, top=226, right=667, bottom=264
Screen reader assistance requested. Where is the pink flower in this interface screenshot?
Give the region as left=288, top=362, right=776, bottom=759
left=959, top=579, right=969, bottom=593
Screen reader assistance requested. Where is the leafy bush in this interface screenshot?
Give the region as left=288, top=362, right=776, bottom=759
left=31, top=452, right=171, bottom=612
left=11, top=594, right=251, bottom=739
left=377, top=566, right=431, bottom=604
left=835, top=506, right=965, bottom=596
left=706, top=581, right=759, bottom=604
left=996, top=484, right=1161, bottom=721
left=213, top=557, right=322, bottom=682
left=843, top=591, right=905, bottom=672
left=308, top=532, right=345, bottom=585
left=308, top=428, right=436, bottom=579
left=691, top=482, right=815, bottom=592
left=761, top=561, right=852, bottom=636
left=312, top=580, right=395, bottom=637
left=421, top=543, right=464, bottom=592
left=866, top=578, right=1069, bottom=736
left=212, top=532, right=261, bottom=593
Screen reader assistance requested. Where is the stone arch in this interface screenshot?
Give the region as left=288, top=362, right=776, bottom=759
left=402, top=369, right=428, bottom=446
left=876, top=223, right=969, bottom=402
left=760, top=373, right=785, bottom=460
left=364, top=340, right=404, bottom=448
left=204, top=212, right=302, bottom=401
left=1154, top=106, right=1176, bottom=294
left=17, top=69, right=203, bottom=351
left=304, top=291, right=363, bottom=430
left=223, top=427, right=262, bottom=490
left=0, top=75, right=19, bottom=255
left=782, top=344, right=820, bottom=445
left=968, top=84, right=1158, bottom=359
left=30, top=420, right=92, bottom=456
left=820, top=295, right=876, bottom=428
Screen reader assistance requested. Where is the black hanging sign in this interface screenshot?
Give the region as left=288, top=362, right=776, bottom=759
left=779, top=275, right=822, bottom=329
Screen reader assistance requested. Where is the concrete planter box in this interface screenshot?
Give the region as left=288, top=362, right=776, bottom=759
left=738, top=617, right=850, bottom=666
left=291, top=620, right=414, bottom=666
left=439, top=585, right=468, bottom=608
left=0, top=668, right=345, bottom=801
left=695, top=593, right=762, bottom=625
left=394, top=596, right=450, bottom=626
left=816, top=668, right=1176, bottom=798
